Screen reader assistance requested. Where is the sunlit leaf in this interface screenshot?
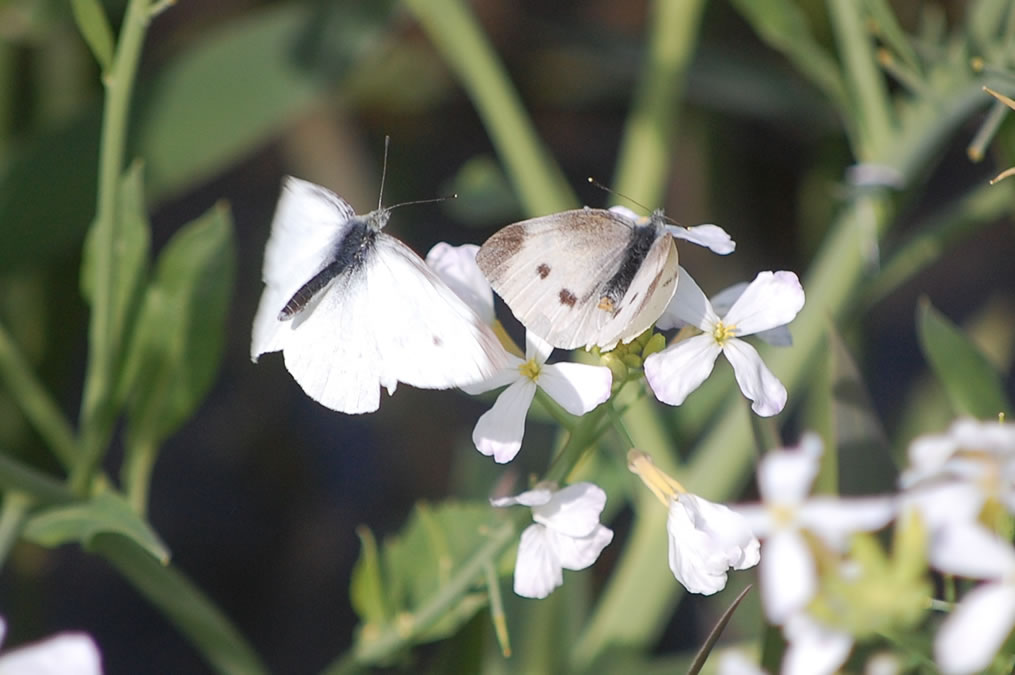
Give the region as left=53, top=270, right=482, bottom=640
left=23, top=492, right=170, bottom=563
left=916, top=297, right=1012, bottom=419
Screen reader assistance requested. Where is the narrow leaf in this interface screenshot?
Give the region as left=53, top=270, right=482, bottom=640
left=350, top=526, right=391, bottom=627
left=23, top=492, right=170, bottom=563
left=687, top=584, right=753, bottom=675
left=916, top=297, right=1012, bottom=419
left=123, top=202, right=235, bottom=446
left=70, top=0, right=115, bottom=71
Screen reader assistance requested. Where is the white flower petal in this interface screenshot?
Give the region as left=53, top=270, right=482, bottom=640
left=545, top=523, right=614, bottom=571
left=782, top=613, right=853, bottom=675
left=717, top=650, right=767, bottom=675
left=490, top=485, right=554, bottom=508
left=760, top=530, right=816, bottom=624
left=665, top=223, right=736, bottom=254
left=900, top=434, right=957, bottom=487
left=459, top=357, right=522, bottom=396
left=697, top=282, right=793, bottom=346
left=425, top=242, right=495, bottom=324
left=797, top=496, right=895, bottom=549
left=666, top=495, right=761, bottom=596
left=513, top=524, right=562, bottom=599
left=538, top=362, right=612, bottom=416
left=532, top=482, right=607, bottom=538
left=950, top=418, right=1015, bottom=455
left=733, top=503, right=775, bottom=540
left=0, top=633, right=103, bottom=675
left=756, top=433, right=822, bottom=505
left=607, top=205, right=640, bottom=222
left=644, top=335, right=722, bottom=406
left=472, top=379, right=536, bottom=463
left=656, top=266, right=720, bottom=331
left=525, top=331, right=554, bottom=364
left=722, top=339, right=787, bottom=416
left=900, top=482, right=984, bottom=536
left=723, top=271, right=805, bottom=336
left=930, top=523, right=1015, bottom=580
left=935, top=583, right=1015, bottom=674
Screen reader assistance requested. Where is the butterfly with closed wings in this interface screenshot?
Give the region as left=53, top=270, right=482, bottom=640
left=251, top=176, right=509, bottom=414
left=476, top=206, right=681, bottom=352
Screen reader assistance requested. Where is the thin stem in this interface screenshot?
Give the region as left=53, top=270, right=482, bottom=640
left=0, top=321, right=78, bottom=469
left=0, top=491, right=30, bottom=569
left=403, top=0, right=575, bottom=216
left=0, top=452, right=74, bottom=506
left=74, top=0, right=153, bottom=495
left=612, top=0, right=707, bottom=208
left=123, top=436, right=157, bottom=516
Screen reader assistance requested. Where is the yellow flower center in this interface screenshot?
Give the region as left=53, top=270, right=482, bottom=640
left=712, top=320, right=737, bottom=345
left=518, top=358, right=541, bottom=381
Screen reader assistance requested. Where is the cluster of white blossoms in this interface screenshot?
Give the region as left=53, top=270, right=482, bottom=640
left=425, top=218, right=804, bottom=600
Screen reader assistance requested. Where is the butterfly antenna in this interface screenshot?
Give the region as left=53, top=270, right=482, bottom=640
left=387, top=194, right=459, bottom=212
left=378, top=135, right=391, bottom=210
left=587, top=177, right=651, bottom=211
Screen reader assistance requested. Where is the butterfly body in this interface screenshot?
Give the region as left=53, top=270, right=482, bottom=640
left=252, top=177, right=507, bottom=414
left=477, top=207, right=679, bottom=351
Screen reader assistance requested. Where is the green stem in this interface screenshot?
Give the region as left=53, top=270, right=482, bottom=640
left=0, top=452, right=74, bottom=506
left=0, top=321, right=79, bottom=469
left=0, top=491, right=30, bottom=569
left=403, top=0, right=575, bottom=216
left=74, top=0, right=153, bottom=495
left=613, top=0, right=707, bottom=207
left=94, top=533, right=269, bottom=675
left=123, top=435, right=157, bottom=516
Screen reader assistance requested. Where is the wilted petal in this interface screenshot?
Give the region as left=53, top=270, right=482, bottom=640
left=644, top=335, right=722, bottom=406
left=797, top=496, right=896, bottom=549
left=935, top=583, right=1015, bottom=674
left=782, top=613, right=853, bottom=675
left=0, top=632, right=103, bottom=675
left=756, top=433, right=822, bottom=505
left=666, top=223, right=736, bottom=254
left=723, top=339, right=787, bottom=416
left=545, top=523, right=614, bottom=571
left=761, top=530, right=816, bottom=624
left=513, top=524, right=562, bottom=599
left=539, top=362, right=612, bottom=416
left=425, top=242, right=495, bottom=325
left=667, top=494, right=760, bottom=595
left=532, top=482, right=607, bottom=538
left=472, top=379, right=537, bottom=463
left=656, top=267, right=720, bottom=331
left=724, top=271, right=805, bottom=336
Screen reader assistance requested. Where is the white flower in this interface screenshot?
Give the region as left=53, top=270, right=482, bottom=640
left=608, top=206, right=736, bottom=254
left=930, top=523, right=1015, bottom=674
left=425, top=242, right=495, bottom=325
left=465, top=332, right=612, bottom=463
left=781, top=612, right=854, bottom=675
left=491, top=482, right=614, bottom=599
left=716, top=650, right=766, bottom=675
left=657, top=280, right=793, bottom=347
left=628, top=450, right=759, bottom=595
left=736, top=434, right=895, bottom=624
left=0, top=617, right=102, bottom=675
left=644, top=269, right=804, bottom=416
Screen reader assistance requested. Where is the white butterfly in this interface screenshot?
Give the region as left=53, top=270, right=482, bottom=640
left=251, top=177, right=509, bottom=414
left=476, top=206, right=681, bottom=352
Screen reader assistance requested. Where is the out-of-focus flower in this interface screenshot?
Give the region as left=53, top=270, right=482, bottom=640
left=0, top=617, right=102, bottom=675
left=425, top=242, right=495, bottom=325
left=644, top=269, right=804, bottom=416
left=491, top=482, right=614, bottom=599
left=628, top=450, right=759, bottom=595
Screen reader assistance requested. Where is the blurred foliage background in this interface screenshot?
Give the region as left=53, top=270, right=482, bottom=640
left=1, top=0, right=1014, bottom=673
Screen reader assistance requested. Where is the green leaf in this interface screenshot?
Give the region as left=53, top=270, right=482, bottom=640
left=122, top=202, right=235, bottom=446
left=23, top=492, right=170, bottom=563
left=862, top=0, right=921, bottom=75
left=70, top=0, right=115, bottom=71
left=350, top=526, right=391, bottom=627
left=351, top=501, right=500, bottom=657
left=916, top=297, right=1012, bottom=419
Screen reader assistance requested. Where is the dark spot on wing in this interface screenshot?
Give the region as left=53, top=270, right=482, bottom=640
left=559, top=289, right=577, bottom=307
left=279, top=217, right=377, bottom=320
left=433, top=335, right=443, bottom=346
left=537, top=263, right=551, bottom=279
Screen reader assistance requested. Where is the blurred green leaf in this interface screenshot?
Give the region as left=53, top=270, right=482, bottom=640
left=70, top=0, right=114, bottom=71
left=916, top=297, right=1012, bottom=419
left=350, top=526, right=391, bottom=628
left=23, top=492, right=170, bottom=563
left=352, top=500, right=499, bottom=658
left=122, top=202, right=234, bottom=447
left=729, top=0, right=847, bottom=111
left=443, top=155, right=520, bottom=226
left=862, top=0, right=921, bottom=75
left=81, top=161, right=152, bottom=406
